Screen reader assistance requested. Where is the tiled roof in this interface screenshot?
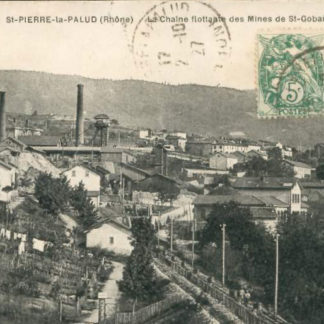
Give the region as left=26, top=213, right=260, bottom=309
left=284, top=160, right=313, bottom=169
left=194, top=194, right=265, bottom=206
left=301, top=181, right=324, bottom=189
left=231, top=177, right=295, bottom=190
left=256, top=196, right=289, bottom=207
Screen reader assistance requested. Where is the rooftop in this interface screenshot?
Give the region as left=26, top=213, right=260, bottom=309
left=194, top=194, right=265, bottom=206
left=284, top=160, right=314, bottom=169
left=231, top=177, right=296, bottom=190
left=19, top=135, right=62, bottom=147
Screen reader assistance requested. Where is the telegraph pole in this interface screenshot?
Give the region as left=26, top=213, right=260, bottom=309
left=221, top=224, right=226, bottom=287
left=157, top=217, right=160, bottom=249
left=274, top=234, right=279, bottom=318
left=170, top=217, right=173, bottom=253
left=191, top=218, right=196, bottom=269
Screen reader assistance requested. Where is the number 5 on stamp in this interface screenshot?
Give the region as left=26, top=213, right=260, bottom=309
left=257, top=33, right=324, bottom=118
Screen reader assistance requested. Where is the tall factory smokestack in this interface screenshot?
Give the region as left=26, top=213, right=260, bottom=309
left=75, top=84, right=84, bottom=146
left=0, top=92, right=6, bottom=142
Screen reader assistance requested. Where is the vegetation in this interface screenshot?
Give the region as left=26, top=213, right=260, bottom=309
left=35, top=172, right=97, bottom=229
left=233, top=155, right=294, bottom=177
left=35, top=173, right=70, bottom=215
left=197, top=202, right=324, bottom=323
left=118, top=217, right=162, bottom=306
left=70, top=182, right=97, bottom=228
left=316, top=164, right=324, bottom=180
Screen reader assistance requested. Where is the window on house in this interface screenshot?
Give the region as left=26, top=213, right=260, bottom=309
left=72, top=170, right=76, bottom=177
left=109, top=237, right=114, bottom=244
left=292, top=194, right=300, bottom=203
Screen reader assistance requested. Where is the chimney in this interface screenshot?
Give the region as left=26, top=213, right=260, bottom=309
left=0, top=92, right=6, bottom=142
left=75, top=84, right=84, bottom=146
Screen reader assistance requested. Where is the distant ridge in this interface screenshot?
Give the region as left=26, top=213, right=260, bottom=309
left=0, top=69, right=322, bottom=147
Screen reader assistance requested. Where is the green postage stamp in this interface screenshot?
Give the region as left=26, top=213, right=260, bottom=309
left=257, top=33, right=324, bottom=118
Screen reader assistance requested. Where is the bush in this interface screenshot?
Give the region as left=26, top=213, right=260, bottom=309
left=196, top=292, right=210, bottom=306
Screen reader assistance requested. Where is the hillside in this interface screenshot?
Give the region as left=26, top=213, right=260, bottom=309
left=0, top=70, right=323, bottom=146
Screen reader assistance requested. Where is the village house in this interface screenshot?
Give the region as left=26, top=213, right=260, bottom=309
left=214, top=141, right=249, bottom=153
left=283, top=160, right=314, bottom=179
left=193, top=194, right=280, bottom=232
left=119, top=163, right=151, bottom=199
left=166, top=135, right=187, bottom=152
left=138, top=129, right=151, bottom=139
left=230, top=177, right=307, bottom=214
left=133, top=173, right=180, bottom=205
left=62, top=165, right=101, bottom=208
left=186, top=140, right=216, bottom=156
left=0, top=160, right=17, bottom=189
left=85, top=218, right=132, bottom=255
left=100, top=147, right=136, bottom=164
left=300, top=181, right=324, bottom=204
left=0, top=136, right=27, bottom=153
left=209, top=152, right=238, bottom=170
left=232, top=151, right=247, bottom=164
left=182, top=168, right=228, bottom=179
left=246, top=150, right=268, bottom=160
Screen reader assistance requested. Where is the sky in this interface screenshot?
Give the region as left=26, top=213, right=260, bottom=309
left=0, top=0, right=323, bottom=89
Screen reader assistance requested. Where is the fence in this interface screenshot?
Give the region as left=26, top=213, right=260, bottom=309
left=157, top=256, right=288, bottom=324
left=108, top=294, right=185, bottom=324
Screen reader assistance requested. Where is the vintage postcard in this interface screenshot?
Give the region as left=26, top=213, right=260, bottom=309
left=0, top=1, right=324, bottom=324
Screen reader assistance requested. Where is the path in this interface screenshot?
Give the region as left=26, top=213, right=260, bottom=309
left=84, top=261, right=124, bottom=323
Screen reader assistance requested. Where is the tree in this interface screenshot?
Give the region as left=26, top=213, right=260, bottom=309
left=35, top=173, right=70, bottom=215
left=198, top=202, right=275, bottom=298
left=118, top=218, right=158, bottom=306
left=267, top=147, right=282, bottom=160
left=276, top=215, right=324, bottom=322
left=70, top=182, right=97, bottom=228
left=316, top=164, right=324, bottom=180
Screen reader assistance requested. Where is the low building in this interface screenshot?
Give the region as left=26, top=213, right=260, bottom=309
left=213, top=141, right=248, bottom=154
left=0, top=136, right=27, bottom=152
left=85, top=219, right=132, bottom=255
left=230, top=177, right=307, bottom=213
left=194, top=194, right=265, bottom=220
left=186, top=140, right=215, bottom=156
left=138, top=129, right=151, bottom=139
left=133, top=173, right=180, bottom=204
left=7, top=125, right=43, bottom=139
left=18, top=135, right=62, bottom=147
left=284, top=160, right=314, bottom=179
left=100, top=147, right=136, bottom=164
left=62, top=165, right=101, bottom=207
left=246, top=150, right=268, bottom=160
left=182, top=168, right=229, bottom=178
left=209, top=152, right=238, bottom=170
left=0, top=160, right=17, bottom=189
left=166, top=135, right=187, bottom=152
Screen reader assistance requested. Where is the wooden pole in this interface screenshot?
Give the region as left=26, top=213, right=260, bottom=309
left=222, top=224, right=226, bottom=287
left=161, top=148, right=164, bottom=175
left=157, top=212, right=160, bottom=249
left=191, top=218, right=195, bottom=269
left=170, top=217, right=173, bottom=253
left=274, top=234, right=279, bottom=318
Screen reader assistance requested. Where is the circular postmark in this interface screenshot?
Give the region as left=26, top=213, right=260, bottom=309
left=132, top=1, right=231, bottom=82
left=259, top=34, right=324, bottom=115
